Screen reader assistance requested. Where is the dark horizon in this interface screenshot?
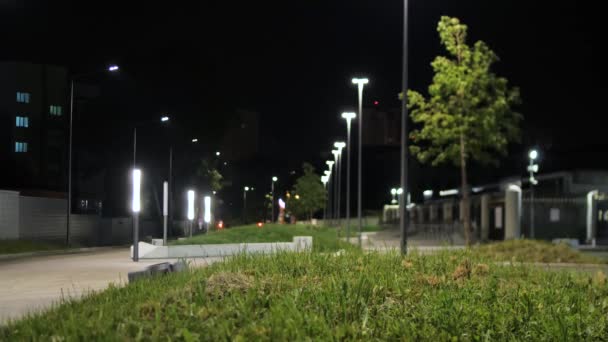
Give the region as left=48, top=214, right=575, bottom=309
left=0, top=0, right=603, bottom=212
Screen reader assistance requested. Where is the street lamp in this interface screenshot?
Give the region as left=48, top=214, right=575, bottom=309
left=528, top=149, right=540, bottom=238
left=397, top=188, right=404, bottom=205
left=352, top=77, right=369, bottom=247
left=334, top=142, right=346, bottom=226
left=66, top=64, right=120, bottom=247
left=325, top=161, right=334, bottom=223
left=341, top=112, right=356, bottom=240
left=204, top=195, right=211, bottom=232
left=391, top=188, right=397, bottom=204
left=131, top=169, right=141, bottom=261
left=191, top=138, right=198, bottom=143
left=243, top=186, right=250, bottom=223
left=399, top=0, right=411, bottom=255
left=216, top=151, right=221, bottom=156
left=271, top=176, right=278, bottom=223
left=187, top=190, right=195, bottom=238
left=161, top=116, right=169, bottom=122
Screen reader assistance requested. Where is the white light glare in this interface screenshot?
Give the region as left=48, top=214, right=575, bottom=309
left=108, top=65, right=119, bottom=72
left=163, top=181, right=168, bottom=216
left=529, top=149, right=538, bottom=160
left=187, top=190, right=195, bottom=220
left=352, top=78, right=369, bottom=85
left=161, top=116, right=169, bottom=122
left=204, top=196, right=211, bottom=223
left=341, top=112, right=356, bottom=120
left=439, top=189, right=459, bottom=197
left=272, top=176, right=278, bottom=182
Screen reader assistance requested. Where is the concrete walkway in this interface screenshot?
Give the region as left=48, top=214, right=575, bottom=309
left=347, top=227, right=466, bottom=253
left=0, top=248, right=220, bottom=323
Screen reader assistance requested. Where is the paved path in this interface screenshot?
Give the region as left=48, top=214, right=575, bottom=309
left=0, top=248, right=220, bottom=323
left=347, top=227, right=466, bottom=253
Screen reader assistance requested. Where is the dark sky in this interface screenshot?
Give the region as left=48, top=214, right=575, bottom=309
left=1, top=0, right=603, bottom=188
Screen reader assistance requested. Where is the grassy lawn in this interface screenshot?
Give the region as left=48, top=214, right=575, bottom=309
left=171, top=224, right=355, bottom=252
left=0, top=240, right=65, bottom=255
left=473, top=239, right=607, bottom=264
left=3, top=249, right=607, bottom=340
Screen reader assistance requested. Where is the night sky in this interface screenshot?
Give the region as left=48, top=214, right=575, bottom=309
left=0, top=0, right=602, bottom=209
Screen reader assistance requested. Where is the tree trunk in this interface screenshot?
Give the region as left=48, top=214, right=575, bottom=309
left=460, top=133, right=472, bottom=246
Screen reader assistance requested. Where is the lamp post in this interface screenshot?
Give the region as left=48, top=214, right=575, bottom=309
left=334, top=142, right=346, bottom=227
left=132, top=169, right=141, bottom=261
left=528, top=149, right=539, bottom=238
left=341, top=112, right=356, bottom=240
left=66, top=64, right=120, bottom=247
left=397, top=188, right=404, bottom=205
left=187, top=190, right=195, bottom=238
left=243, top=186, right=250, bottom=223
left=204, top=195, right=211, bottom=232
left=163, top=181, right=168, bottom=245
left=399, top=0, right=410, bottom=255
left=352, top=77, right=368, bottom=247
left=391, top=188, right=397, bottom=204
left=332, top=149, right=340, bottom=225
left=271, top=176, right=278, bottom=223
left=321, top=175, right=329, bottom=222
left=325, top=161, right=334, bottom=224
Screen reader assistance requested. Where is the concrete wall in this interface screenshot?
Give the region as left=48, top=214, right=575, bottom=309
left=133, top=236, right=313, bottom=259
left=0, top=190, right=19, bottom=239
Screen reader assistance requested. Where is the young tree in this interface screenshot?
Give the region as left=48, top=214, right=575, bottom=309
left=287, top=163, right=327, bottom=221
left=194, top=158, right=223, bottom=193
left=408, top=16, right=521, bottom=245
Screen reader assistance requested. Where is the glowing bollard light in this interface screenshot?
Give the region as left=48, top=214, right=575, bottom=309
left=132, top=169, right=141, bottom=261
left=187, top=190, right=195, bottom=238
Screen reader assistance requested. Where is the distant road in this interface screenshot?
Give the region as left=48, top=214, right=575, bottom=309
left=0, top=248, right=220, bottom=323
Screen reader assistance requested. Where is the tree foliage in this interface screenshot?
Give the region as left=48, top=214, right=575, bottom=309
left=287, top=163, right=327, bottom=220
left=195, top=158, right=223, bottom=193
left=407, top=16, right=522, bottom=244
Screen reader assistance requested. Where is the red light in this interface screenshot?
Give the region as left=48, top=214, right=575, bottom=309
left=374, top=100, right=379, bottom=105
left=257, top=222, right=263, bottom=228
left=217, top=221, right=224, bottom=229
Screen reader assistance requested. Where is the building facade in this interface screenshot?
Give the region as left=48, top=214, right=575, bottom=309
left=0, top=62, right=68, bottom=191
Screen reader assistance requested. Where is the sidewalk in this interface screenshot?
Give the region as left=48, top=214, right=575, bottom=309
left=347, top=226, right=466, bottom=253
left=0, top=248, right=220, bottom=323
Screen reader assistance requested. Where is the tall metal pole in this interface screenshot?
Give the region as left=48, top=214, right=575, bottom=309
left=399, top=0, right=410, bottom=255
left=529, top=157, right=535, bottom=239
left=243, top=189, right=247, bottom=223
left=336, top=153, right=342, bottom=227
left=334, top=158, right=339, bottom=225
left=327, top=173, right=332, bottom=224
left=66, top=79, right=74, bottom=247
left=357, top=83, right=364, bottom=247
left=168, top=146, right=173, bottom=239
left=345, top=120, right=352, bottom=241
left=271, top=180, right=275, bottom=223
left=132, top=128, right=138, bottom=261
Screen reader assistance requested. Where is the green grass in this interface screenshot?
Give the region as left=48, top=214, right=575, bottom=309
left=171, top=224, right=355, bottom=252
left=473, top=239, right=606, bottom=264
left=0, top=240, right=65, bottom=255
left=3, top=250, right=607, bottom=340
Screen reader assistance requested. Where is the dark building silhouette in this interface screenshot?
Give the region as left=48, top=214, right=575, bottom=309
left=0, top=62, right=68, bottom=191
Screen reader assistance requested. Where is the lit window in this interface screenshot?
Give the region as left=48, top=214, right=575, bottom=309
left=15, top=141, right=28, bottom=153
left=50, top=105, right=63, bottom=116
left=16, top=116, right=29, bottom=127
left=16, top=92, right=30, bottom=103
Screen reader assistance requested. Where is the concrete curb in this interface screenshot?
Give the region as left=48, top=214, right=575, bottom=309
left=0, top=247, right=118, bottom=262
